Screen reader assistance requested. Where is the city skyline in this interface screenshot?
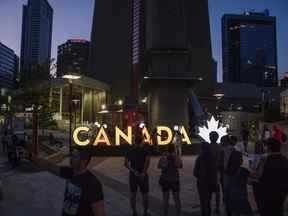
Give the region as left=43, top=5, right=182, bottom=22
left=0, top=0, right=287, bottom=81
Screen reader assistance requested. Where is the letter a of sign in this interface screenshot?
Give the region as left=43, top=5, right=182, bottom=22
left=142, top=127, right=151, bottom=144
left=180, top=127, right=192, bottom=144
left=94, top=127, right=111, bottom=146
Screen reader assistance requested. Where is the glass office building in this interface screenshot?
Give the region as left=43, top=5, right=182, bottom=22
left=0, top=42, right=18, bottom=89
left=20, top=0, right=53, bottom=78
left=222, top=10, right=278, bottom=87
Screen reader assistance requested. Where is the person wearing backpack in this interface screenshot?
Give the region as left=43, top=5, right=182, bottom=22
left=158, top=144, right=183, bottom=216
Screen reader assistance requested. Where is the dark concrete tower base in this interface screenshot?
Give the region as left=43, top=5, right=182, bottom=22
left=144, top=78, right=197, bottom=129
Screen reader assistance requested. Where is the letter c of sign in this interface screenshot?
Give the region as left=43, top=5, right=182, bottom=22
left=73, top=126, right=90, bottom=146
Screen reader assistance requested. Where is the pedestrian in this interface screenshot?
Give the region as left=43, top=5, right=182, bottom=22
left=272, top=125, right=285, bottom=145
left=209, top=132, right=222, bottom=215
left=261, top=124, right=271, bottom=141
left=8, top=134, right=19, bottom=168
left=240, top=122, right=249, bottom=152
left=125, top=136, right=151, bottom=216
left=49, top=132, right=55, bottom=146
left=31, top=149, right=105, bottom=216
left=219, top=135, right=230, bottom=202
left=223, top=136, right=238, bottom=173
left=1, top=130, right=8, bottom=153
left=254, top=138, right=288, bottom=216
left=194, top=142, right=218, bottom=216
left=225, top=150, right=253, bottom=216
left=158, top=144, right=183, bottom=216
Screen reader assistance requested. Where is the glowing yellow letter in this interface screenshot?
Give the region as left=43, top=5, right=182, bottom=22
left=94, top=127, right=111, bottom=146
left=115, top=126, right=132, bottom=145
left=73, top=126, right=90, bottom=146
left=142, top=127, right=152, bottom=145
left=180, top=127, right=192, bottom=144
left=157, top=126, right=173, bottom=145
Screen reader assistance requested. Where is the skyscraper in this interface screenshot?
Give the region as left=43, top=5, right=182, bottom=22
left=222, top=10, right=278, bottom=87
left=20, top=0, right=53, bottom=80
left=0, top=42, right=18, bottom=89
left=89, top=0, right=213, bottom=101
left=57, top=39, right=90, bottom=78
left=89, top=0, right=131, bottom=100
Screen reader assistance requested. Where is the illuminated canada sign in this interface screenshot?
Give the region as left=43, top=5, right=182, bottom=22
left=73, top=125, right=192, bottom=146
left=73, top=116, right=228, bottom=146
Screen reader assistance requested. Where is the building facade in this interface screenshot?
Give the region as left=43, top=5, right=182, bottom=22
left=89, top=0, right=213, bottom=128
left=20, top=0, right=53, bottom=80
left=222, top=10, right=278, bottom=87
left=89, top=0, right=131, bottom=101
left=57, top=39, right=90, bottom=78
left=89, top=0, right=213, bottom=102
left=0, top=42, right=18, bottom=89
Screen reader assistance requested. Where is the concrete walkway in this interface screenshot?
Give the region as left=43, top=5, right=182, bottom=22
left=0, top=153, right=288, bottom=215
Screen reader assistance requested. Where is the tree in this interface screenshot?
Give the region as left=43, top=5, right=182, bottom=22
left=13, top=59, right=56, bottom=154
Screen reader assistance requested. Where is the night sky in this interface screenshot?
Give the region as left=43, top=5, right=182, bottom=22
left=0, top=0, right=287, bottom=82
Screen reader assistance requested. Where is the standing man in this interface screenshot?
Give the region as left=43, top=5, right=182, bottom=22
left=32, top=149, right=105, bottom=216
left=209, top=131, right=222, bottom=215
left=125, top=136, right=151, bottom=216
left=254, top=138, right=288, bottom=216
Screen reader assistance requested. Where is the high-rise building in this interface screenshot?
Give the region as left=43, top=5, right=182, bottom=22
left=222, top=10, right=278, bottom=87
left=89, top=1, right=131, bottom=100
left=89, top=0, right=213, bottom=101
left=0, top=42, right=18, bottom=89
left=20, top=0, right=53, bottom=80
left=212, top=58, right=218, bottom=83
left=57, top=39, right=90, bottom=78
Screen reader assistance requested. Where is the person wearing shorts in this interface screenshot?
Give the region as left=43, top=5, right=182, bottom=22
left=158, top=144, right=183, bottom=216
left=125, top=136, right=150, bottom=216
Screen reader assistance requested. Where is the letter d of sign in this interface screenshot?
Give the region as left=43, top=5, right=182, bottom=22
left=157, top=126, right=173, bottom=145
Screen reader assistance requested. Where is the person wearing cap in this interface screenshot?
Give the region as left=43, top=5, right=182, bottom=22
left=125, top=135, right=151, bottom=216
left=31, top=149, right=105, bottom=216
left=254, top=138, right=288, bottom=216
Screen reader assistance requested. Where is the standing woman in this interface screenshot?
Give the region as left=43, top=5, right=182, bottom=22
left=225, top=150, right=253, bottom=216
left=158, top=144, right=183, bottom=216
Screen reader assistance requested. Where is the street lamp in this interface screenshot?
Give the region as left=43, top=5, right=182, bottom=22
left=72, top=99, right=80, bottom=129
left=62, top=73, right=81, bottom=158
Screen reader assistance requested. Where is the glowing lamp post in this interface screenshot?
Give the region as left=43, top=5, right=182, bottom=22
left=62, top=73, right=81, bottom=157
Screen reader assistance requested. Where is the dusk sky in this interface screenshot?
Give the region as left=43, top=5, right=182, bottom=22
left=0, top=0, right=287, bottom=82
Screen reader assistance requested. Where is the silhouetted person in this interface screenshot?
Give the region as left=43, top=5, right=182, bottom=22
left=225, top=151, right=252, bottom=216
left=194, top=142, right=218, bottom=216
left=272, top=125, right=285, bottom=145
left=209, top=131, right=222, bottom=214
left=240, top=122, right=249, bottom=152
left=125, top=136, right=151, bottom=216
left=1, top=131, right=8, bottom=153
left=261, top=124, right=271, bottom=141
left=32, top=149, right=105, bottom=216
left=8, top=134, right=19, bottom=168
left=254, top=138, right=288, bottom=216
left=158, top=144, right=183, bottom=216
left=219, top=135, right=230, bottom=201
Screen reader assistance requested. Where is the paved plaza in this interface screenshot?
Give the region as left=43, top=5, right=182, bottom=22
left=0, top=154, right=288, bottom=216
